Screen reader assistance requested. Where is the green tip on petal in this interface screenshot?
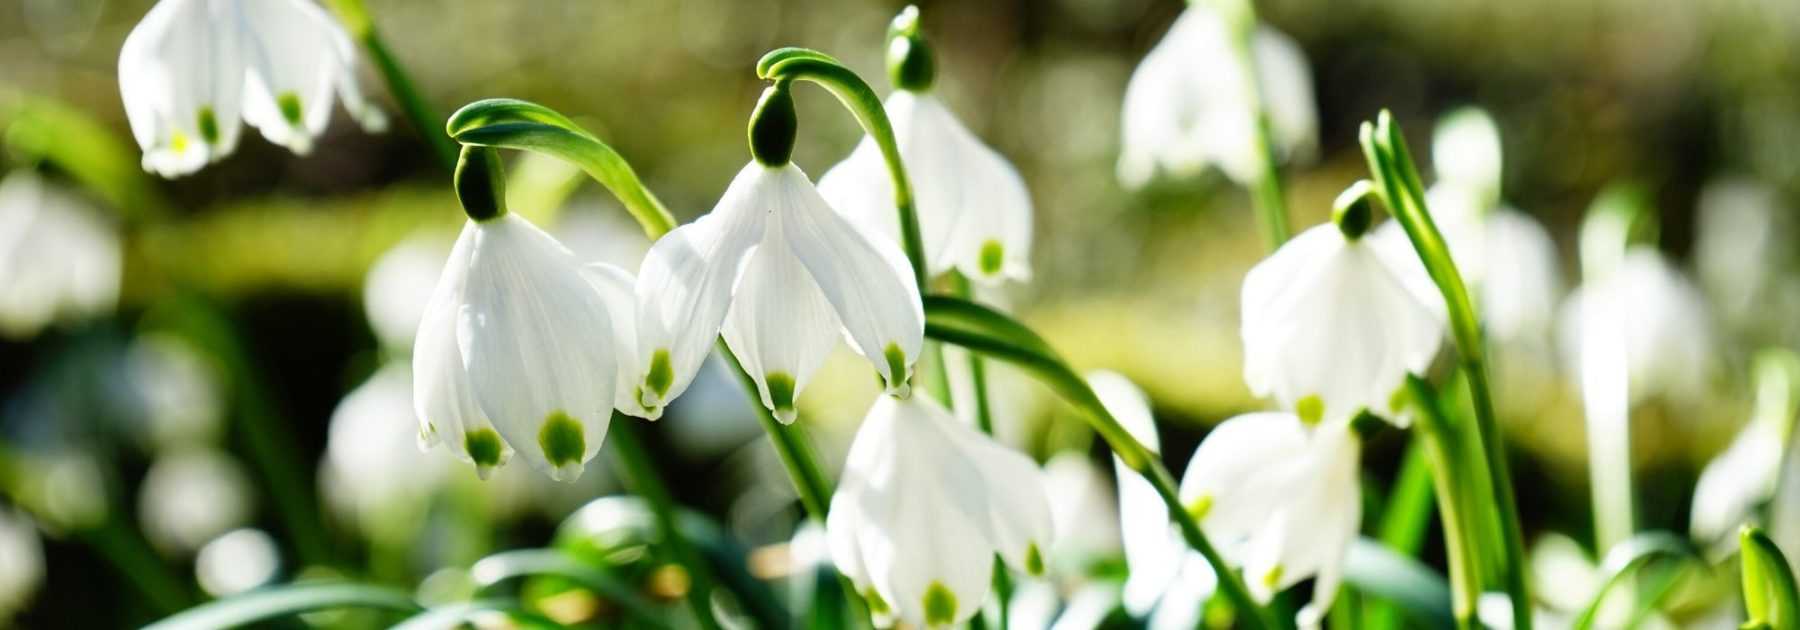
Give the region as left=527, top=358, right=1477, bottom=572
left=979, top=240, right=1005, bottom=277
left=464, top=429, right=504, bottom=479
left=883, top=343, right=911, bottom=397
left=644, top=349, right=674, bottom=400
left=1296, top=395, right=1324, bottom=426
left=1024, top=543, right=1045, bottom=576
left=1262, top=564, right=1285, bottom=590
left=197, top=106, right=220, bottom=145
left=765, top=371, right=798, bottom=424
left=863, top=588, right=890, bottom=616
left=169, top=130, right=191, bottom=155
left=538, top=411, right=587, bottom=480
left=1187, top=494, right=1214, bottom=522
left=1388, top=383, right=1410, bottom=415
left=923, top=581, right=957, bottom=626
left=277, top=92, right=304, bottom=127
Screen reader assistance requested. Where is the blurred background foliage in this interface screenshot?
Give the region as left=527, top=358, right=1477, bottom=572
left=2, top=0, right=1800, bottom=626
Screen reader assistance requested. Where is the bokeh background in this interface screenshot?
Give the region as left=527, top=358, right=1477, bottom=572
left=2, top=0, right=1799, bottom=626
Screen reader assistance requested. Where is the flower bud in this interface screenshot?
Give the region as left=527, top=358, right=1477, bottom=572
left=748, top=83, right=798, bottom=166
left=886, top=6, right=935, bottom=92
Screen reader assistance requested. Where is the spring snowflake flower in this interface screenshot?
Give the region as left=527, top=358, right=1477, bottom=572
left=818, top=8, right=1032, bottom=284
left=413, top=158, right=640, bottom=481
left=1241, top=202, right=1444, bottom=424
left=827, top=395, right=1052, bottom=628
left=322, top=362, right=450, bottom=530
left=119, top=0, right=387, bottom=176
left=632, top=87, right=923, bottom=423
left=0, top=172, right=121, bottom=339
left=1558, top=248, right=1718, bottom=406
left=1117, top=2, right=1317, bottom=187
left=1179, top=413, right=1362, bottom=629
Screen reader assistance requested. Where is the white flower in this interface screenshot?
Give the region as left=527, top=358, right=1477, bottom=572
left=1117, top=3, right=1317, bottom=187
left=632, top=162, right=924, bottom=422
left=1558, top=248, right=1718, bottom=406
left=322, top=362, right=450, bottom=530
left=827, top=395, right=1052, bottom=628
left=413, top=214, right=638, bottom=481
left=1690, top=418, right=1781, bottom=542
left=1431, top=107, right=1504, bottom=203
left=818, top=91, right=1032, bottom=284
left=0, top=172, right=121, bottom=339
left=1042, top=452, right=1121, bottom=572
left=194, top=528, right=280, bottom=597
left=364, top=235, right=449, bottom=352
left=1242, top=222, right=1444, bottom=424
left=0, top=508, right=43, bottom=622
left=139, top=448, right=254, bottom=554
left=119, top=0, right=386, bottom=177
left=1695, top=178, right=1790, bottom=331
left=1178, top=413, right=1362, bottom=629
left=124, top=333, right=226, bottom=450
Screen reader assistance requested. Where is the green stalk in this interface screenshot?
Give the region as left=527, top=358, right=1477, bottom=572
left=1361, top=111, right=1530, bottom=630
left=1404, top=376, right=1483, bottom=629
left=1206, top=0, right=1291, bottom=249
left=323, top=0, right=460, bottom=172
left=1364, top=441, right=1436, bottom=630
left=606, top=418, right=723, bottom=630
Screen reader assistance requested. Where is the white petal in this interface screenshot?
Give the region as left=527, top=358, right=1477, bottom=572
left=900, top=95, right=1035, bottom=284
left=578, top=262, right=648, bottom=418
left=632, top=163, right=768, bottom=416
left=1090, top=371, right=1184, bottom=614
left=1251, top=26, right=1320, bottom=171
left=1691, top=420, right=1783, bottom=541
left=1042, top=453, right=1121, bottom=565
left=1431, top=108, right=1503, bottom=200
left=720, top=225, right=841, bottom=424
left=817, top=137, right=899, bottom=247
left=770, top=164, right=924, bottom=394
left=939, top=417, right=1054, bottom=576
left=236, top=0, right=371, bottom=154
left=1479, top=209, right=1562, bottom=342
left=460, top=215, right=617, bottom=481
left=118, top=0, right=244, bottom=176
left=412, top=223, right=511, bottom=476
left=1178, top=412, right=1311, bottom=556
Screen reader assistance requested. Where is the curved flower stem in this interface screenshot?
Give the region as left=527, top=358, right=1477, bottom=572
left=606, top=418, right=723, bottom=630
left=1360, top=111, right=1530, bottom=630
left=1208, top=0, right=1290, bottom=249
left=323, top=0, right=459, bottom=172
left=1403, top=375, right=1483, bottom=629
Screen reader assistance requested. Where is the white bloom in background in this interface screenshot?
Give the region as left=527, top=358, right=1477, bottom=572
left=1690, top=418, right=1781, bottom=542
left=413, top=211, right=638, bottom=481
left=0, top=508, right=43, bottom=622
left=123, top=333, right=226, bottom=450
left=1179, top=413, right=1362, bottom=629
left=1431, top=107, right=1504, bottom=202
left=322, top=362, right=450, bottom=529
left=634, top=161, right=924, bottom=423
left=0, top=171, right=120, bottom=339
left=1373, top=187, right=1563, bottom=343
left=1042, top=452, right=1121, bottom=572
left=139, top=448, right=254, bottom=554
left=364, top=235, right=448, bottom=352
left=194, top=528, right=280, bottom=597
left=827, top=395, right=1052, bottom=628
left=1558, top=248, right=1718, bottom=406
left=818, top=91, right=1033, bottom=284
left=1117, top=3, right=1317, bottom=187
left=119, top=0, right=386, bottom=176
left=1242, top=221, right=1443, bottom=424
left=1695, top=178, right=1791, bottom=331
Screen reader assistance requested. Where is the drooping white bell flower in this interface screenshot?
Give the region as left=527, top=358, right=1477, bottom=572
left=1431, top=107, right=1505, bottom=204
left=1117, top=3, right=1317, bottom=188
left=1042, top=452, right=1121, bottom=572
left=633, top=155, right=924, bottom=423
left=1179, top=413, right=1362, bottom=629
left=827, top=394, right=1053, bottom=628
left=818, top=94, right=1032, bottom=284
left=139, top=447, right=255, bottom=554
left=0, top=508, right=43, bottom=622
left=414, top=211, right=639, bottom=481
left=1557, top=248, right=1718, bottom=406
left=119, top=0, right=387, bottom=177
left=0, top=171, right=121, bottom=339
left=322, top=362, right=450, bottom=530
left=1242, top=207, right=1444, bottom=424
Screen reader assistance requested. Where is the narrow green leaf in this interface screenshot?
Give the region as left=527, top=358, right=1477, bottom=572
left=470, top=548, right=671, bottom=628
left=1742, top=526, right=1800, bottom=628
left=755, top=47, right=843, bottom=79
left=1571, top=532, right=1702, bottom=630
left=390, top=600, right=562, bottom=630
left=142, top=582, right=420, bottom=630
left=1343, top=538, right=1455, bottom=630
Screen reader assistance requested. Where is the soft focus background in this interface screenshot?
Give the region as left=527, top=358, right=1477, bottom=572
left=2, top=0, right=1799, bottom=626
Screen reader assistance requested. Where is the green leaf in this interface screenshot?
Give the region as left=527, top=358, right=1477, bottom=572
left=141, top=582, right=420, bottom=630
left=470, top=548, right=671, bottom=628
left=1741, top=526, right=1800, bottom=628
left=1571, top=531, right=1703, bottom=630
left=3, top=96, right=174, bottom=221
left=1343, top=539, right=1455, bottom=630
left=390, top=600, right=563, bottom=630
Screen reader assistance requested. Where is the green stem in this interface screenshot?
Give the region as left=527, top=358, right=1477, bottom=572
left=606, top=419, right=723, bottom=630
left=324, top=0, right=459, bottom=172
left=1362, top=111, right=1530, bottom=630
left=1210, top=0, right=1290, bottom=249
left=1404, top=376, right=1483, bottom=629
left=1365, top=440, right=1436, bottom=630
left=84, top=518, right=196, bottom=616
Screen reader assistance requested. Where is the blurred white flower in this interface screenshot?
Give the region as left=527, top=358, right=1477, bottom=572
left=118, top=0, right=386, bottom=176
left=635, top=162, right=923, bottom=423
left=413, top=213, right=638, bottom=482
left=1373, top=187, right=1563, bottom=344
left=1695, top=178, right=1792, bottom=332
left=827, top=395, right=1052, bottom=628
left=123, top=333, right=226, bottom=450
left=139, top=448, right=254, bottom=554
left=364, top=235, right=448, bottom=352
left=0, top=508, right=44, bottom=621
left=1242, top=222, right=1443, bottom=424
left=0, top=171, right=120, bottom=339
left=1690, top=418, right=1780, bottom=542
left=1117, top=3, right=1317, bottom=187
left=195, top=528, right=280, bottom=596
left=1431, top=107, right=1504, bottom=203
left=819, top=91, right=1033, bottom=284
left=1558, top=248, right=1718, bottom=405
left=1042, top=452, right=1121, bottom=573
left=1178, top=413, right=1361, bottom=629
left=322, top=362, right=450, bottom=529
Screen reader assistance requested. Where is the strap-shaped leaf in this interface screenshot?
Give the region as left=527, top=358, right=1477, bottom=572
left=1571, top=532, right=1703, bottom=629
left=141, top=582, right=420, bottom=630
left=1344, top=538, right=1455, bottom=630
left=390, top=600, right=562, bottom=630
left=470, top=548, right=670, bottom=627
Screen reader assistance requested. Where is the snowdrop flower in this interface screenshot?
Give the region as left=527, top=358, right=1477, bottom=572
left=139, top=447, right=254, bottom=554
left=322, top=362, right=450, bottom=529
left=1558, top=248, right=1718, bottom=406
left=818, top=7, right=1032, bottom=284
left=0, top=508, right=43, bottom=622
left=1117, top=1, right=1317, bottom=187
left=1179, top=413, right=1362, bottom=629
left=1690, top=351, right=1800, bottom=542
left=0, top=171, right=120, bottom=339
left=632, top=85, right=923, bottom=422
left=1242, top=184, right=1444, bottom=424
left=119, top=0, right=387, bottom=176
left=413, top=148, right=638, bottom=481
left=364, top=235, right=449, bottom=352
left=827, top=395, right=1052, bottom=628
